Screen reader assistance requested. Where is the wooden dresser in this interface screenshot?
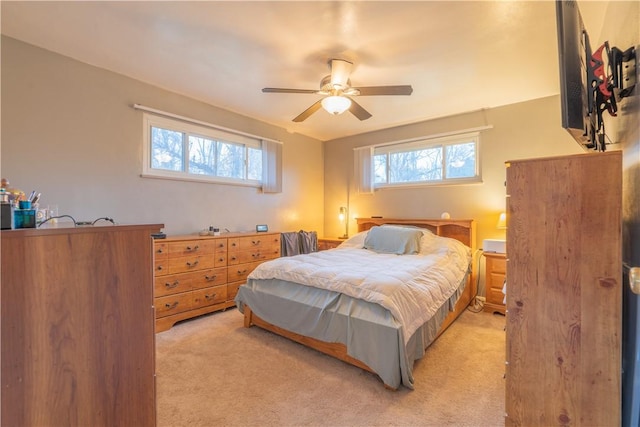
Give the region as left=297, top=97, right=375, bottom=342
left=505, top=152, right=621, bottom=426
left=154, top=231, right=280, bottom=332
left=483, top=252, right=506, bottom=314
left=317, top=237, right=344, bottom=251
left=1, top=223, right=162, bottom=427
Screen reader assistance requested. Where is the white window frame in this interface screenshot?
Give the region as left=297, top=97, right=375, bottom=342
left=373, top=131, right=482, bottom=189
left=141, top=113, right=262, bottom=187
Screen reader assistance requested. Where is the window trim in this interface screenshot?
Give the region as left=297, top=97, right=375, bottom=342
left=372, top=130, right=484, bottom=189
left=141, top=113, right=262, bottom=187
left=373, top=132, right=482, bottom=189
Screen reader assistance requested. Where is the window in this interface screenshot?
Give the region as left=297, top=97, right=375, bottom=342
left=372, top=132, right=480, bottom=188
left=143, top=113, right=263, bottom=186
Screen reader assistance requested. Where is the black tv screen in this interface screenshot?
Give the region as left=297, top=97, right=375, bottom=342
left=556, top=0, right=592, bottom=148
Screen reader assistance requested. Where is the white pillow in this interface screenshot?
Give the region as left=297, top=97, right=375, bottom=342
left=338, top=230, right=368, bottom=248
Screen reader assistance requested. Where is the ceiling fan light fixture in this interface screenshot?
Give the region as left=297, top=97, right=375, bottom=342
left=321, top=96, right=351, bottom=115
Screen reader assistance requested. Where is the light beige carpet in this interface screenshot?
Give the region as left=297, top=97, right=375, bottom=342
left=156, top=307, right=506, bottom=427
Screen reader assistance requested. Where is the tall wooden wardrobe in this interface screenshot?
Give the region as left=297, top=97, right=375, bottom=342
left=504, top=152, right=622, bottom=426
left=1, top=223, right=162, bottom=426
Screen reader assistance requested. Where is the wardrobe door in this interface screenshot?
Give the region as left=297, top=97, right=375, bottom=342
left=505, top=152, right=621, bottom=426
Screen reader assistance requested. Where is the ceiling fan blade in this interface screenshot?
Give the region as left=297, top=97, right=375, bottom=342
left=348, top=98, right=372, bottom=121
left=352, top=85, right=413, bottom=96
left=262, top=88, right=318, bottom=94
left=292, top=100, right=323, bottom=122
left=330, top=59, right=353, bottom=88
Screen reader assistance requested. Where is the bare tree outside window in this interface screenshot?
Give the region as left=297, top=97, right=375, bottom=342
left=189, top=135, right=217, bottom=175
left=445, top=142, right=475, bottom=178
left=146, top=116, right=263, bottom=185
left=372, top=134, right=479, bottom=187
left=151, top=127, right=184, bottom=171
left=390, top=147, right=442, bottom=183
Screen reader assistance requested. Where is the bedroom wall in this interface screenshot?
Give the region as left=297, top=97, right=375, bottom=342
left=323, top=96, right=583, bottom=243
left=1, top=36, right=324, bottom=236
left=323, top=95, right=584, bottom=294
left=588, top=2, right=640, bottom=426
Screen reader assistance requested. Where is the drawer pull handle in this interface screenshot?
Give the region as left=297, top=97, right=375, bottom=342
left=156, top=265, right=163, bottom=271
left=218, top=257, right=225, bottom=262
left=165, top=302, right=179, bottom=310
left=218, top=243, right=225, bottom=248
left=165, top=280, right=179, bottom=289
left=231, top=242, right=237, bottom=247
left=231, top=256, right=237, bottom=261
left=237, top=269, right=248, bottom=274
left=205, top=293, right=217, bottom=300
left=186, top=245, right=199, bottom=252
left=251, top=240, right=260, bottom=245
left=186, top=260, right=199, bottom=267
left=156, top=248, right=164, bottom=254
left=205, top=274, right=217, bottom=281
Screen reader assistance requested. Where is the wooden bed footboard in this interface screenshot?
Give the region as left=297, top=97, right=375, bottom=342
left=242, top=272, right=475, bottom=387
left=242, top=218, right=476, bottom=388
left=242, top=305, right=377, bottom=376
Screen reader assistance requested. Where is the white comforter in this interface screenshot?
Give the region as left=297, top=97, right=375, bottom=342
left=248, top=235, right=471, bottom=344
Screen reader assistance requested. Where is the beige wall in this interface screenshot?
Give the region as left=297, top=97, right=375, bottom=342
left=323, top=96, right=583, bottom=243
left=1, top=37, right=324, bottom=235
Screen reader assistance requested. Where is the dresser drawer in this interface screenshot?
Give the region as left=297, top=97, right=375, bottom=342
left=154, top=259, right=169, bottom=276
left=228, top=248, right=280, bottom=265
left=237, top=234, right=280, bottom=251
left=227, top=281, right=243, bottom=301
left=190, top=267, right=228, bottom=290
left=154, top=242, right=168, bottom=259
left=168, top=240, right=216, bottom=258
left=192, top=285, right=227, bottom=309
left=154, top=274, right=192, bottom=297
left=487, top=286, right=505, bottom=306
left=228, top=260, right=266, bottom=283
left=488, top=271, right=506, bottom=290
left=213, top=252, right=227, bottom=267
left=488, top=256, right=506, bottom=273
left=228, top=264, right=252, bottom=283
left=156, top=292, right=192, bottom=318
left=168, top=255, right=215, bottom=274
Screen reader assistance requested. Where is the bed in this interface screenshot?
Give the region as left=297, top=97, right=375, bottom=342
left=235, top=218, right=476, bottom=390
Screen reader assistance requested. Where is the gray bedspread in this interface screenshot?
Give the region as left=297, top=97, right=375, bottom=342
left=235, top=275, right=466, bottom=389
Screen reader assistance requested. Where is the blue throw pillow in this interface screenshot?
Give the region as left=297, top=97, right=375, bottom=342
left=363, top=226, right=423, bottom=255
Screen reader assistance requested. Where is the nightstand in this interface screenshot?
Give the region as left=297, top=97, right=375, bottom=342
left=317, top=238, right=345, bottom=251
left=484, top=252, right=506, bottom=315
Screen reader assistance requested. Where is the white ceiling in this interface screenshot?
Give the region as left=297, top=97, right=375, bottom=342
left=1, top=1, right=608, bottom=141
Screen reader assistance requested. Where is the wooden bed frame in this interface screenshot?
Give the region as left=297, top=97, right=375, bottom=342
left=242, top=218, right=477, bottom=387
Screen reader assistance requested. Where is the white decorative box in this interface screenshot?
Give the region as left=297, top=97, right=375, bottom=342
left=483, top=239, right=506, bottom=254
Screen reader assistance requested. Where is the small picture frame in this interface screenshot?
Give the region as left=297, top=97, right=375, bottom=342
left=256, top=224, right=268, bottom=232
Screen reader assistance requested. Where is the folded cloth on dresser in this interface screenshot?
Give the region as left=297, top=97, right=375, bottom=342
left=280, top=232, right=301, bottom=256
left=280, top=230, right=318, bottom=256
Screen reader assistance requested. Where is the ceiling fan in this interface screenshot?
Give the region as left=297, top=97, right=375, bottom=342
left=262, top=59, right=413, bottom=122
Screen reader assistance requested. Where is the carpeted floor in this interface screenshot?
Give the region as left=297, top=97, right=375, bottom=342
left=155, top=307, right=506, bottom=427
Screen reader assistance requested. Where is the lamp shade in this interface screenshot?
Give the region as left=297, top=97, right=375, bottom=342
left=497, top=212, right=507, bottom=229
left=339, top=206, right=347, bottom=221
left=322, top=96, right=351, bottom=115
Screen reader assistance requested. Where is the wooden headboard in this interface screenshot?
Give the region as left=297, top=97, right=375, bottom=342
left=356, top=218, right=476, bottom=250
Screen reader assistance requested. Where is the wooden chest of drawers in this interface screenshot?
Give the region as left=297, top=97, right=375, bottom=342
left=317, top=237, right=344, bottom=251
left=154, top=231, right=280, bottom=332
left=483, top=252, right=506, bottom=315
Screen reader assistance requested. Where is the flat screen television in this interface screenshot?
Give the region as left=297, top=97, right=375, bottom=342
left=556, top=0, right=594, bottom=149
